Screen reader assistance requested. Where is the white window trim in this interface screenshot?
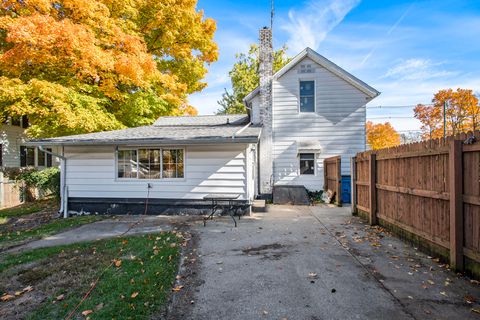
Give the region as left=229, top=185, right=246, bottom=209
left=298, top=152, right=317, bottom=176
left=298, top=79, right=316, bottom=114
left=115, top=146, right=186, bottom=182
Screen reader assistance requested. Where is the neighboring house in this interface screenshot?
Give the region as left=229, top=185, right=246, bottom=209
left=27, top=27, right=379, bottom=216
left=0, top=116, right=59, bottom=207
left=1, top=116, right=58, bottom=169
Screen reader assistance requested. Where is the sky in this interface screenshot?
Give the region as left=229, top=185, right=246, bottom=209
left=190, top=0, right=480, bottom=133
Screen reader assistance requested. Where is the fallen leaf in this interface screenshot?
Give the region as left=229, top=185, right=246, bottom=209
left=56, top=294, right=65, bottom=301
left=472, top=308, right=480, bottom=314
left=81, top=310, right=93, bottom=316
left=1, top=294, right=15, bottom=301
left=465, top=295, right=476, bottom=304
left=131, top=292, right=139, bottom=299
left=308, top=272, right=318, bottom=279
left=22, top=286, right=33, bottom=292
left=440, top=291, right=447, bottom=297
left=113, top=259, right=122, bottom=267
left=427, top=280, right=435, bottom=285
left=172, top=285, right=184, bottom=292
left=94, top=303, right=104, bottom=311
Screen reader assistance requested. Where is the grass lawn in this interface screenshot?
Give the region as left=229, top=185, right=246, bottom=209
left=0, top=232, right=182, bottom=319
left=0, top=215, right=102, bottom=250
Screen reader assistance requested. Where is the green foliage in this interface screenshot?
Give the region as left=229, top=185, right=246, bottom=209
left=4, top=167, right=61, bottom=199
left=217, top=44, right=292, bottom=114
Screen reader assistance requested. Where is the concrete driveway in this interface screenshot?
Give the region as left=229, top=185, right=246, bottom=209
left=170, top=205, right=480, bottom=320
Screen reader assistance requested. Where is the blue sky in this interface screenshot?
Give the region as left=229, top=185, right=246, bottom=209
left=190, top=0, right=480, bottom=132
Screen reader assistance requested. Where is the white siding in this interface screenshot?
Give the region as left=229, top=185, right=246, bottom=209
left=65, top=144, right=253, bottom=200
left=272, top=57, right=367, bottom=191
left=0, top=124, right=26, bottom=167
left=250, top=95, right=261, bottom=125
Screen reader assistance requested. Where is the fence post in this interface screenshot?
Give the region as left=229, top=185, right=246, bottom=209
left=336, top=157, right=342, bottom=206
left=369, top=153, right=377, bottom=225
left=449, top=140, right=464, bottom=271
left=351, top=157, right=357, bottom=215
left=323, top=158, right=327, bottom=192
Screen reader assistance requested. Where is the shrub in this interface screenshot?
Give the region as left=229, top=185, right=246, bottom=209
left=2, top=167, right=61, bottom=201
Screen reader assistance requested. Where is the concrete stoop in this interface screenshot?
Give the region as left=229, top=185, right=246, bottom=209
left=252, top=199, right=267, bottom=212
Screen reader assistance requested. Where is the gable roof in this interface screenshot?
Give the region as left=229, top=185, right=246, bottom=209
left=244, top=47, right=380, bottom=102
left=27, top=114, right=261, bottom=146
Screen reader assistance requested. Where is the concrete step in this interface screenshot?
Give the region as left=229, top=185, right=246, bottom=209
left=252, top=199, right=267, bottom=212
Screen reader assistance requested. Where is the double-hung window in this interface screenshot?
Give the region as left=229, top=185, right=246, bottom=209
left=299, top=153, right=315, bottom=175
left=117, top=148, right=184, bottom=179
left=299, top=80, right=315, bottom=112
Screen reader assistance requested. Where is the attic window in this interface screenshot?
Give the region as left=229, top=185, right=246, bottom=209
left=299, top=64, right=314, bottom=73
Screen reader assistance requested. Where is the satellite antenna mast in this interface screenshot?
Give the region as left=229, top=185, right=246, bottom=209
left=271, top=0, right=274, bottom=30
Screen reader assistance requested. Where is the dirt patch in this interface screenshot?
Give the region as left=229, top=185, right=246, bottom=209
left=240, top=243, right=291, bottom=261
left=0, top=246, right=111, bottom=320
left=0, top=203, right=59, bottom=236
left=162, top=228, right=202, bottom=320
left=241, top=243, right=286, bottom=254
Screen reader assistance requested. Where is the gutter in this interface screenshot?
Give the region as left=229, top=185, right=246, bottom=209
left=38, top=146, right=68, bottom=218
left=25, top=136, right=261, bottom=147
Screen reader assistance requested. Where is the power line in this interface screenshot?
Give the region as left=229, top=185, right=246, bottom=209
left=366, top=104, right=433, bottom=109
left=367, top=116, right=415, bottom=119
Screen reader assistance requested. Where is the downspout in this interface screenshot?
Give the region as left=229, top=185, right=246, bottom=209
left=232, top=122, right=252, bottom=139
left=38, top=145, right=68, bottom=218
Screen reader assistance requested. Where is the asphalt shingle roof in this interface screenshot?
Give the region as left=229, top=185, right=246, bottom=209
left=28, top=115, right=261, bottom=146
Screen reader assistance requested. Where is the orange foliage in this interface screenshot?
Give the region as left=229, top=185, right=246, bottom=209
left=414, top=88, right=479, bottom=139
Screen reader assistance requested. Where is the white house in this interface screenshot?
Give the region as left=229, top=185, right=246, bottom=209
left=28, top=27, right=379, bottom=216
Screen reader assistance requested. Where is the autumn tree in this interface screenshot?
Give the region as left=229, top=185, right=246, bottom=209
left=217, top=44, right=291, bottom=114
left=366, top=121, right=401, bottom=150
left=414, top=88, right=479, bottom=139
left=0, top=0, right=218, bottom=137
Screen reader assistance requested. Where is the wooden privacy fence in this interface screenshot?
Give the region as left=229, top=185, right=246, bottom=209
left=323, top=156, right=341, bottom=205
left=351, top=132, right=480, bottom=275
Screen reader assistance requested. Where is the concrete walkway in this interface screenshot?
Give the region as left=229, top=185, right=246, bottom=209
left=173, top=205, right=480, bottom=320
left=8, top=215, right=198, bottom=253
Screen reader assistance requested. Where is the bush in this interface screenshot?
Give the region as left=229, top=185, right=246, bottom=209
left=2, top=167, right=61, bottom=201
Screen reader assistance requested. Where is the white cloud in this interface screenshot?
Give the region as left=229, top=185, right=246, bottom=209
left=280, top=0, right=361, bottom=53
left=382, top=58, right=457, bottom=81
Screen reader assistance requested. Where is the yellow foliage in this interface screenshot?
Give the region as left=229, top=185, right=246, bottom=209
left=366, top=121, right=401, bottom=150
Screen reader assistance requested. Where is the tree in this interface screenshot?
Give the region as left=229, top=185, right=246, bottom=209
left=414, top=88, right=479, bottom=139
left=0, top=0, right=218, bottom=137
left=217, top=44, right=291, bottom=114
left=366, top=121, right=401, bottom=150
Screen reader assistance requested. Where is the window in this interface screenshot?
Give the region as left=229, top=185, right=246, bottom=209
left=299, top=153, right=315, bottom=175
left=20, top=146, right=35, bottom=167
left=117, top=150, right=138, bottom=178
left=117, top=148, right=184, bottom=179
left=162, top=149, right=184, bottom=178
left=20, top=147, right=53, bottom=168
left=299, top=80, right=315, bottom=112
left=37, top=148, right=53, bottom=167
left=138, top=149, right=161, bottom=179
